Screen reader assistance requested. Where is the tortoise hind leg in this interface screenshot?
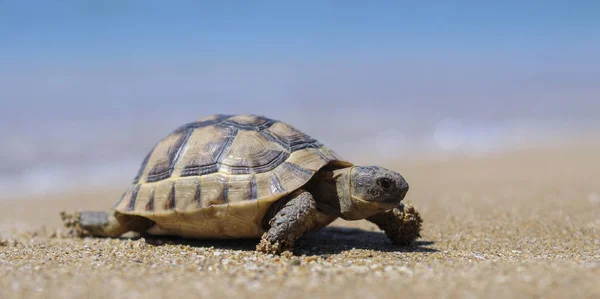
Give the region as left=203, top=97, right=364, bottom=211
left=77, top=211, right=154, bottom=238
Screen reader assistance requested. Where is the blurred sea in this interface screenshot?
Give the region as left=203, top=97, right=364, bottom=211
left=1, top=58, right=599, bottom=198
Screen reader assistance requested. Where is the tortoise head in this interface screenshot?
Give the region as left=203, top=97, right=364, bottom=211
left=335, top=166, right=409, bottom=220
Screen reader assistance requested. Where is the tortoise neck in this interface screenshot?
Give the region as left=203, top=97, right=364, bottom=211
left=304, top=167, right=353, bottom=217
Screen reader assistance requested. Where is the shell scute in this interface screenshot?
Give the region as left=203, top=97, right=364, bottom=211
left=142, top=130, right=191, bottom=183
left=266, top=121, right=317, bottom=151
left=220, top=130, right=288, bottom=174
left=226, top=114, right=268, bottom=126
left=225, top=174, right=257, bottom=203
left=149, top=181, right=177, bottom=214
left=169, top=177, right=201, bottom=211
left=133, top=184, right=155, bottom=212
left=172, top=125, right=235, bottom=177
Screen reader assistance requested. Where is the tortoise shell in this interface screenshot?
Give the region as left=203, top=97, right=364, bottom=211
left=112, top=114, right=352, bottom=238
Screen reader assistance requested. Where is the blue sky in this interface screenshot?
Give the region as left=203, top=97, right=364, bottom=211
left=0, top=1, right=599, bottom=158
left=2, top=1, right=599, bottom=63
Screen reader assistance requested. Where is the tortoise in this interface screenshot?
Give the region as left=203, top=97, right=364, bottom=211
left=70, top=114, right=422, bottom=254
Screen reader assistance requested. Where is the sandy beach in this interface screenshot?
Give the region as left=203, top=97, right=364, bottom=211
left=1, top=139, right=599, bottom=299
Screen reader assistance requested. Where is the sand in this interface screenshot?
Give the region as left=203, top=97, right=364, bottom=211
left=1, top=140, right=599, bottom=298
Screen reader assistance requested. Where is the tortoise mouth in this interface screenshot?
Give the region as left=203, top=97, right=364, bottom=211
left=383, top=197, right=402, bottom=204
left=351, top=196, right=401, bottom=210
left=384, top=188, right=408, bottom=204
left=379, top=197, right=402, bottom=209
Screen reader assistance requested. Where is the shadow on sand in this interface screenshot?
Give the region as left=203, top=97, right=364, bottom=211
left=134, top=226, right=437, bottom=256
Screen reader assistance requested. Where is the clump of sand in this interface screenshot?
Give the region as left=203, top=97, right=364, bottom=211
left=59, top=211, right=89, bottom=238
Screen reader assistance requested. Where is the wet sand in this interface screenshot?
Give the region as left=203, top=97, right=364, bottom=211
left=1, top=140, right=599, bottom=298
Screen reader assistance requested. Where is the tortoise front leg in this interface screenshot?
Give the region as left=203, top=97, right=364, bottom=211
left=366, top=204, right=423, bottom=246
left=256, top=190, right=317, bottom=255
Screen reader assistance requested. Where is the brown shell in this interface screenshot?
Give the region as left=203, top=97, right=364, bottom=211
left=111, top=114, right=352, bottom=238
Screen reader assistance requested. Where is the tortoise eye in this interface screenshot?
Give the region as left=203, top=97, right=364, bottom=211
left=377, top=178, right=393, bottom=190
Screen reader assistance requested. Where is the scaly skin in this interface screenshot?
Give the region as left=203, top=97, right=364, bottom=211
left=256, top=190, right=317, bottom=255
